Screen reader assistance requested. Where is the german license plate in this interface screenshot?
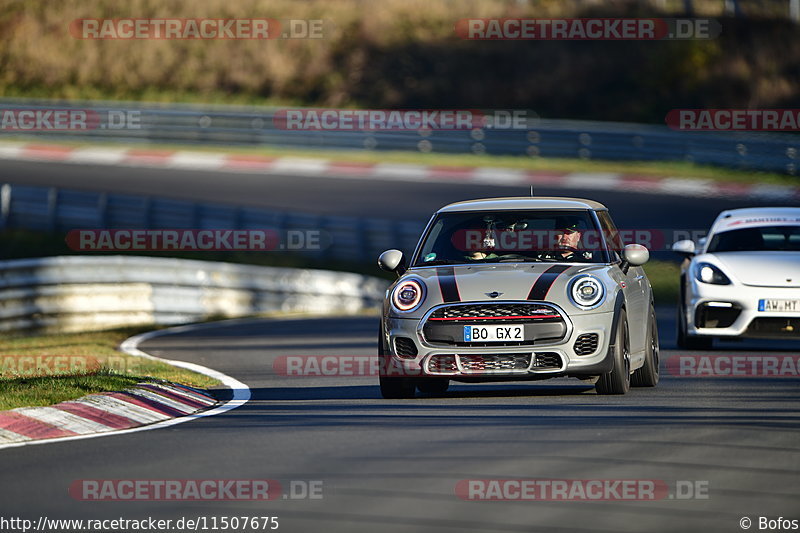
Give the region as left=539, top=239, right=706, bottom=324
left=758, top=299, right=800, bottom=312
left=463, top=325, right=524, bottom=342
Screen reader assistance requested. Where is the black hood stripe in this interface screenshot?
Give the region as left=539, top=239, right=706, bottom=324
left=437, top=266, right=461, bottom=303
left=527, top=265, right=571, bottom=301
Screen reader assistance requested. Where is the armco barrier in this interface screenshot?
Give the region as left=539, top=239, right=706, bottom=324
left=0, top=256, right=388, bottom=333
left=0, top=183, right=426, bottom=263
left=0, top=99, right=798, bottom=174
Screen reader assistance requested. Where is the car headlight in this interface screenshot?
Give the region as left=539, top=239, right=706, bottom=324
left=569, top=276, right=605, bottom=309
left=392, top=279, right=425, bottom=312
left=694, top=262, right=731, bottom=285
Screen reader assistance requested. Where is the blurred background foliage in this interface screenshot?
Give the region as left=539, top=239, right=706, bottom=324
left=0, top=0, right=798, bottom=122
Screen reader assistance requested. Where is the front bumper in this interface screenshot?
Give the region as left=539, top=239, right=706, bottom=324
left=684, top=280, right=800, bottom=339
left=382, top=308, right=615, bottom=380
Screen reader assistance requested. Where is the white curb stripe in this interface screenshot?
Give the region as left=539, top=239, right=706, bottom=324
left=0, top=143, right=26, bottom=159
left=270, top=157, right=329, bottom=175
left=168, top=152, right=227, bottom=170
left=123, top=388, right=197, bottom=414
left=372, top=163, right=429, bottom=180
left=564, top=172, right=623, bottom=190
left=147, top=382, right=216, bottom=405
left=67, top=147, right=128, bottom=165
left=13, top=406, right=114, bottom=434
left=75, top=395, right=171, bottom=424
left=660, top=178, right=717, bottom=196
left=472, top=167, right=527, bottom=184
left=0, top=427, right=30, bottom=444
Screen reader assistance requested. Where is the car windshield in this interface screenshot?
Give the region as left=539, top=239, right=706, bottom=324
left=707, top=225, right=800, bottom=253
left=412, top=209, right=609, bottom=266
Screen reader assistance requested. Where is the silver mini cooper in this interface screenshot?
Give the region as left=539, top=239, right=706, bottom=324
left=377, top=197, right=659, bottom=397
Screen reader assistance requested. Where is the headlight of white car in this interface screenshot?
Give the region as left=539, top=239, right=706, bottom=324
left=391, top=278, right=426, bottom=312
left=569, top=275, right=605, bottom=309
left=694, top=262, right=732, bottom=285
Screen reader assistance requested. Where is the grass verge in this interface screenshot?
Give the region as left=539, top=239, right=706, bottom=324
left=643, top=260, right=680, bottom=307
left=0, top=326, right=221, bottom=411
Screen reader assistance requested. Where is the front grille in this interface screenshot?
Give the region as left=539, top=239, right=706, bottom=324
left=429, top=303, right=561, bottom=322
left=745, top=318, right=800, bottom=338
left=532, top=352, right=562, bottom=369
left=423, top=303, right=568, bottom=347
left=573, top=333, right=599, bottom=356
left=427, top=354, right=458, bottom=373
left=458, top=353, right=531, bottom=372
left=394, top=337, right=418, bottom=358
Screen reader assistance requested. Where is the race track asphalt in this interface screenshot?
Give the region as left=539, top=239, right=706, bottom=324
left=2, top=309, right=798, bottom=533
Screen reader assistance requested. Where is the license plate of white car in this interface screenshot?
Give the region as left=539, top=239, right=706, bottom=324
left=463, top=325, right=524, bottom=342
left=758, top=299, right=800, bottom=312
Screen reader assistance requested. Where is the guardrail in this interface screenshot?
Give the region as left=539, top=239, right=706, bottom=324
left=0, top=98, right=797, bottom=174
left=0, top=183, right=425, bottom=263
left=0, top=256, right=388, bottom=333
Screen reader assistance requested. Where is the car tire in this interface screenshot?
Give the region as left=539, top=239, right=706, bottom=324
left=380, top=376, right=417, bottom=399
left=632, top=308, right=659, bottom=387
left=377, top=325, right=417, bottom=399
left=417, top=378, right=449, bottom=394
left=596, top=308, right=631, bottom=395
left=677, top=289, right=714, bottom=350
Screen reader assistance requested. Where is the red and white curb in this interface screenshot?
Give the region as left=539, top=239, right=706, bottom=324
left=0, top=320, right=252, bottom=450
left=0, top=141, right=797, bottom=201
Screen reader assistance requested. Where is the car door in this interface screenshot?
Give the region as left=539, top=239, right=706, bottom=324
left=597, top=210, right=648, bottom=356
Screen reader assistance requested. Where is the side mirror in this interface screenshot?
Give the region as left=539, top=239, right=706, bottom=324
left=378, top=249, right=407, bottom=275
left=622, top=243, right=650, bottom=267
left=672, top=239, right=696, bottom=256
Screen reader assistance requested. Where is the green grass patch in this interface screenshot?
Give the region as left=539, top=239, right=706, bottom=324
left=0, top=326, right=220, bottom=410
left=0, top=371, right=143, bottom=412
left=643, top=260, right=681, bottom=307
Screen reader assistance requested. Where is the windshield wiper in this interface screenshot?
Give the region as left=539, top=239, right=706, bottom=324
left=496, top=256, right=544, bottom=262
left=416, top=259, right=457, bottom=266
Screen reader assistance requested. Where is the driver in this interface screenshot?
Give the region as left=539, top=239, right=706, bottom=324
left=537, top=220, right=593, bottom=261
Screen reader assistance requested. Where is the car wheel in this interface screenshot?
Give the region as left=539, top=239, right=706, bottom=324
left=380, top=376, right=417, bottom=399
left=632, top=307, right=659, bottom=387
left=677, top=293, right=713, bottom=350
left=377, top=324, right=416, bottom=399
left=596, top=308, right=631, bottom=395
left=417, top=378, right=449, bottom=394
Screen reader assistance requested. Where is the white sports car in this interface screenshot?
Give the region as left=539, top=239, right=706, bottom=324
left=673, top=207, right=800, bottom=349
